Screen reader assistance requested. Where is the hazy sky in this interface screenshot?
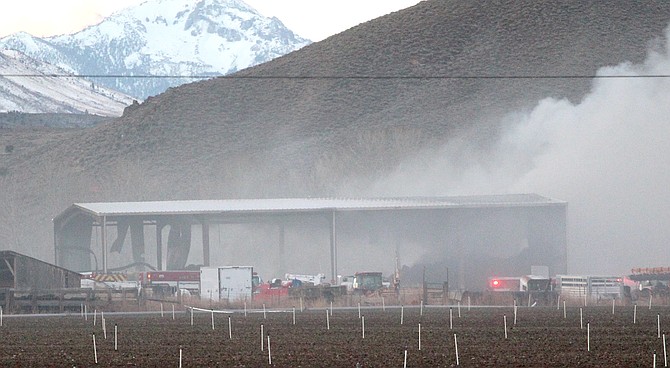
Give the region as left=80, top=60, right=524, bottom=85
left=0, top=0, right=422, bottom=41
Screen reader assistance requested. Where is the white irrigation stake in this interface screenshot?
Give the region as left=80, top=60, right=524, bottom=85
left=528, top=293, right=531, bottom=307
left=84, top=304, right=88, bottom=321
left=382, top=297, right=385, bottom=312
left=292, top=306, right=296, bottom=325
left=403, top=349, right=408, bottom=368
left=94, top=309, right=97, bottom=326
left=1, top=306, right=3, bottom=327
left=267, top=334, right=272, bottom=365
left=663, top=333, right=667, bottom=367
left=263, top=304, right=267, bottom=319
left=114, top=324, right=118, bottom=351
left=449, top=307, right=453, bottom=330
left=244, top=301, right=247, bottom=317
left=659, top=314, right=662, bottom=339
left=300, top=297, right=304, bottom=312
left=190, top=307, right=194, bottom=326
left=454, top=334, right=460, bottom=366
left=358, top=303, right=361, bottom=319
left=420, top=300, right=424, bottom=316
left=211, top=309, right=215, bottom=330
left=179, top=347, right=182, bottom=368
left=228, top=316, right=233, bottom=340
left=361, top=315, right=365, bottom=339
left=580, top=308, right=583, bottom=330
left=161, top=303, right=164, bottom=317
left=103, top=316, right=107, bottom=340
left=634, top=304, right=637, bottom=324
left=418, top=323, right=422, bottom=351
left=93, top=333, right=98, bottom=364
left=172, top=304, right=175, bottom=320
left=330, top=301, right=333, bottom=316
left=260, top=324, right=264, bottom=351
left=563, top=300, right=567, bottom=319
left=587, top=321, right=590, bottom=352
left=557, top=294, right=561, bottom=310
left=468, top=295, right=471, bottom=311
left=401, top=305, right=404, bottom=325
left=326, top=309, right=330, bottom=330
left=514, top=304, right=517, bottom=325
left=612, top=299, right=615, bottom=315
left=458, top=301, right=461, bottom=317
left=504, top=315, right=508, bottom=339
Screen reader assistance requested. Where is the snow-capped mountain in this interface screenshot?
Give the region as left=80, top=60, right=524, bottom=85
left=0, top=49, right=135, bottom=116
left=0, top=0, right=311, bottom=99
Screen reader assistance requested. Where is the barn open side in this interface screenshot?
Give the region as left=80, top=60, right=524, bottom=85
left=53, top=195, right=567, bottom=291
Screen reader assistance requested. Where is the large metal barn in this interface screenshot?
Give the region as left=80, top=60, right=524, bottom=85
left=53, top=194, right=566, bottom=291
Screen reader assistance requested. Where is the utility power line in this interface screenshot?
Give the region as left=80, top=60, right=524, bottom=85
left=1, top=74, right=670, bottom=79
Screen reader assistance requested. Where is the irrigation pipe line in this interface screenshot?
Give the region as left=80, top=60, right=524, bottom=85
left=185, top=305, right=294, bottom=314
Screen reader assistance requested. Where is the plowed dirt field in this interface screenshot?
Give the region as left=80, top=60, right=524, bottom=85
left=0, top=305, right=667, bottom=367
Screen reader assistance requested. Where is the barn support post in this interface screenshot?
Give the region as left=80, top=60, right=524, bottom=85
left=156, top=222, right=163, bottom=271
left=53, top=227, right=58, bottom=266
left=202, top=221, right=210, bottom=267
left=329, top=211, right=338, bottom=283
left=101, top=216, right=108, bottom=274
left=59, top=290, right=64, bottom=313
left=31, top=292, right=38, bottom=313
left=278, top=223, right=285, bottom=276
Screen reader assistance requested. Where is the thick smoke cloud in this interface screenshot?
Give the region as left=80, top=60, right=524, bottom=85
left=372, top=29, right=670, bottom=276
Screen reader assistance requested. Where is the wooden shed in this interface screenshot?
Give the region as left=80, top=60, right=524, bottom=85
left=0, top=250, right=81, bottom=290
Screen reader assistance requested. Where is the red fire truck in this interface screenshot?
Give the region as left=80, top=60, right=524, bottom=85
left=138, top=270, right=200, bottom=296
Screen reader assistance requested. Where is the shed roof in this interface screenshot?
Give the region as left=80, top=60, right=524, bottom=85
left=0, top=250, right=81, bottom=275
left=57, top=194, right=565, bottom=219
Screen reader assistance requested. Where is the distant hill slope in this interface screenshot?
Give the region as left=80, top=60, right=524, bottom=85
left=0, top=112, right=110, bottom=128
left=2, top=0, right=670, bottom=264
left=0, top=50, right=134, bottom=116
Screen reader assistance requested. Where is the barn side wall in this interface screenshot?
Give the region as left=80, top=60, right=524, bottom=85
left=14, top=255, right=81, bottom=290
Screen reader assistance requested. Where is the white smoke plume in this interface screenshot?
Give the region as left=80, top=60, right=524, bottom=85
left=372, top=29, right=670, bottom=276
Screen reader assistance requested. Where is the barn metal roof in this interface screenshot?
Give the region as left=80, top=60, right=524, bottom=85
left=61, top=194, right=565, bottom=218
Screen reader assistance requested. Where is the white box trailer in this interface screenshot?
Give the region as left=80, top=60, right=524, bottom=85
left=200, top=266, right=254, bottom=302
left=556, top=275, right=624, bottom=301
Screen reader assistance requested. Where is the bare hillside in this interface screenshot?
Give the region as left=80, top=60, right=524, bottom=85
left=3, top=0, right=670, bottom=263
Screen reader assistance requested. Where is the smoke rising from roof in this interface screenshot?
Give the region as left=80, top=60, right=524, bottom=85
left=371, top=28, right=670, bottom=276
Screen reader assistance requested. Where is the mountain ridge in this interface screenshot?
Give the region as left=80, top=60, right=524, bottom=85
left=0, top=49, right=135, bottom=115
left=0, top=0, right=310, bottom=99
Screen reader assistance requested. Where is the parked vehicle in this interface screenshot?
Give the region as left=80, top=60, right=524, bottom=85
left=352, top=272, right=384, bottom=295
left=200, top=266, right=255, bottom=302
left=487, top=275, right=554, bottom=306
left=138, top=270, right=200, bottom=296
left=555, top=275, right=624, bottom=301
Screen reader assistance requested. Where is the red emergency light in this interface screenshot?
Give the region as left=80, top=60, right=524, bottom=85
left=491, top=279, right=501, bottom=287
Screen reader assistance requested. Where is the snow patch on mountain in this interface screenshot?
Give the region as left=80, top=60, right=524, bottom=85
left=0, top=0, right=311, bottom=99
left=0, top=49, right=135, bottom=116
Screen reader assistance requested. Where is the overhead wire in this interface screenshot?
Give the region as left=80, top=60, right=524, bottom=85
left=0, top=74, right=669, bottom=79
